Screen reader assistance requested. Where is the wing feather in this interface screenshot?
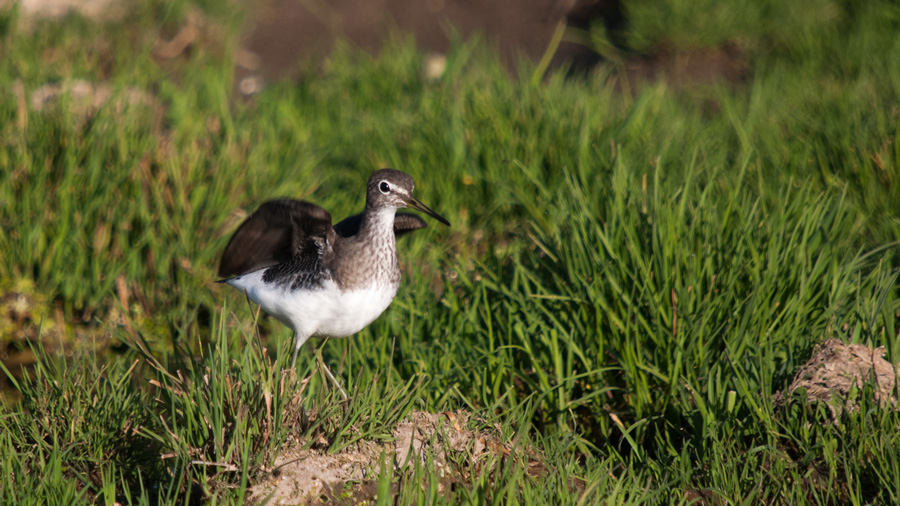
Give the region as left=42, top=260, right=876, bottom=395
left=218, top=199, right=332, bottom=278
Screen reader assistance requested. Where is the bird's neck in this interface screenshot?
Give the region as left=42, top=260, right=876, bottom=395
left=360, top=206, right=397, bottom=242
left=359, top=205, right=399, bottom=263
left=330, top=205, right=399, bottom=290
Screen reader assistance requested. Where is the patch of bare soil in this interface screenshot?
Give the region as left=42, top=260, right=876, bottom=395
left=774, top=339, right=899, bottom=417
left=238, top=0, right=746, bottom=95
left=250, top=410, right=537, bottom=505
left=242, top=0, right=606, bottom=77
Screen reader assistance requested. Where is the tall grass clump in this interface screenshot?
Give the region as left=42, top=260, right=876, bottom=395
left=0, top=343, right=161, bottom=504
left=431, top=154, right=896, bottom=434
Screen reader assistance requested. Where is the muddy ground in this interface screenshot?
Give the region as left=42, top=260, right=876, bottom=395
left=238, top=0, right=746, bottom=93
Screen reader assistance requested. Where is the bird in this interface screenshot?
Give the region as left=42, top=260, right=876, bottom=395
left=217, top=169, right=449, bottom=391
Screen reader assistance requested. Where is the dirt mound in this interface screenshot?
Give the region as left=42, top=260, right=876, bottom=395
left=774, top=339, right=899, bottom=417
left=250, top=410, right=532, bottom=505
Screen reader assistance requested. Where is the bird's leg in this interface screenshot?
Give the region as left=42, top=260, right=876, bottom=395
left=289, top=335, right=348, bottom=401
left=315, top=339, right=349, bottom=401
left=243, top=289, right=264, bottom=353
left=290, top=333, right=302, bottom=369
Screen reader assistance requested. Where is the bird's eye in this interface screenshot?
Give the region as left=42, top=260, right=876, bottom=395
left=379, top=182, right=390, bottom=193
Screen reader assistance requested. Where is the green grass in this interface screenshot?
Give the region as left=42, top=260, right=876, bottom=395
left=1, top=0, right=899, bottom=503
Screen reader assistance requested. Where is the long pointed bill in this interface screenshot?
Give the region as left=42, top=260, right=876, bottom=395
left=404, top=195, right=450, bottom=226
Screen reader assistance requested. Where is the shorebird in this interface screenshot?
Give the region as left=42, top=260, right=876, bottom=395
left=217, top=169, right=449, bottom=390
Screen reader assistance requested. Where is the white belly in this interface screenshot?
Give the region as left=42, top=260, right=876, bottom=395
left=225, top=270, right=399, bottom=343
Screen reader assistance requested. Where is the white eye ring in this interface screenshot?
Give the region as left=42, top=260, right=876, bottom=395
left=379, top=181, right=390, bottom=194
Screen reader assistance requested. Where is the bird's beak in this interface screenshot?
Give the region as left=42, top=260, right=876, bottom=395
left=403, top=195, right=450, bottom=226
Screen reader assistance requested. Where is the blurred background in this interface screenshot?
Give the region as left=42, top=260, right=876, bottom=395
left=1, top=0, right=899, bottom=503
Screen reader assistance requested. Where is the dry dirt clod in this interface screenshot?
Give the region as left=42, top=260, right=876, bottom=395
left=774, top=339, right=899, bottom=417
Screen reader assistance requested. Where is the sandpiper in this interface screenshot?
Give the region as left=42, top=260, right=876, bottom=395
left=217, top=169, right=449, bottom=376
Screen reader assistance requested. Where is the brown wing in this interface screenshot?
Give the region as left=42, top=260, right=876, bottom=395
left=394, top=213, right=428, bottom=235
left=218, top=199, right=333, bottom=278
left=333, top=212, right=427, bottom=238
